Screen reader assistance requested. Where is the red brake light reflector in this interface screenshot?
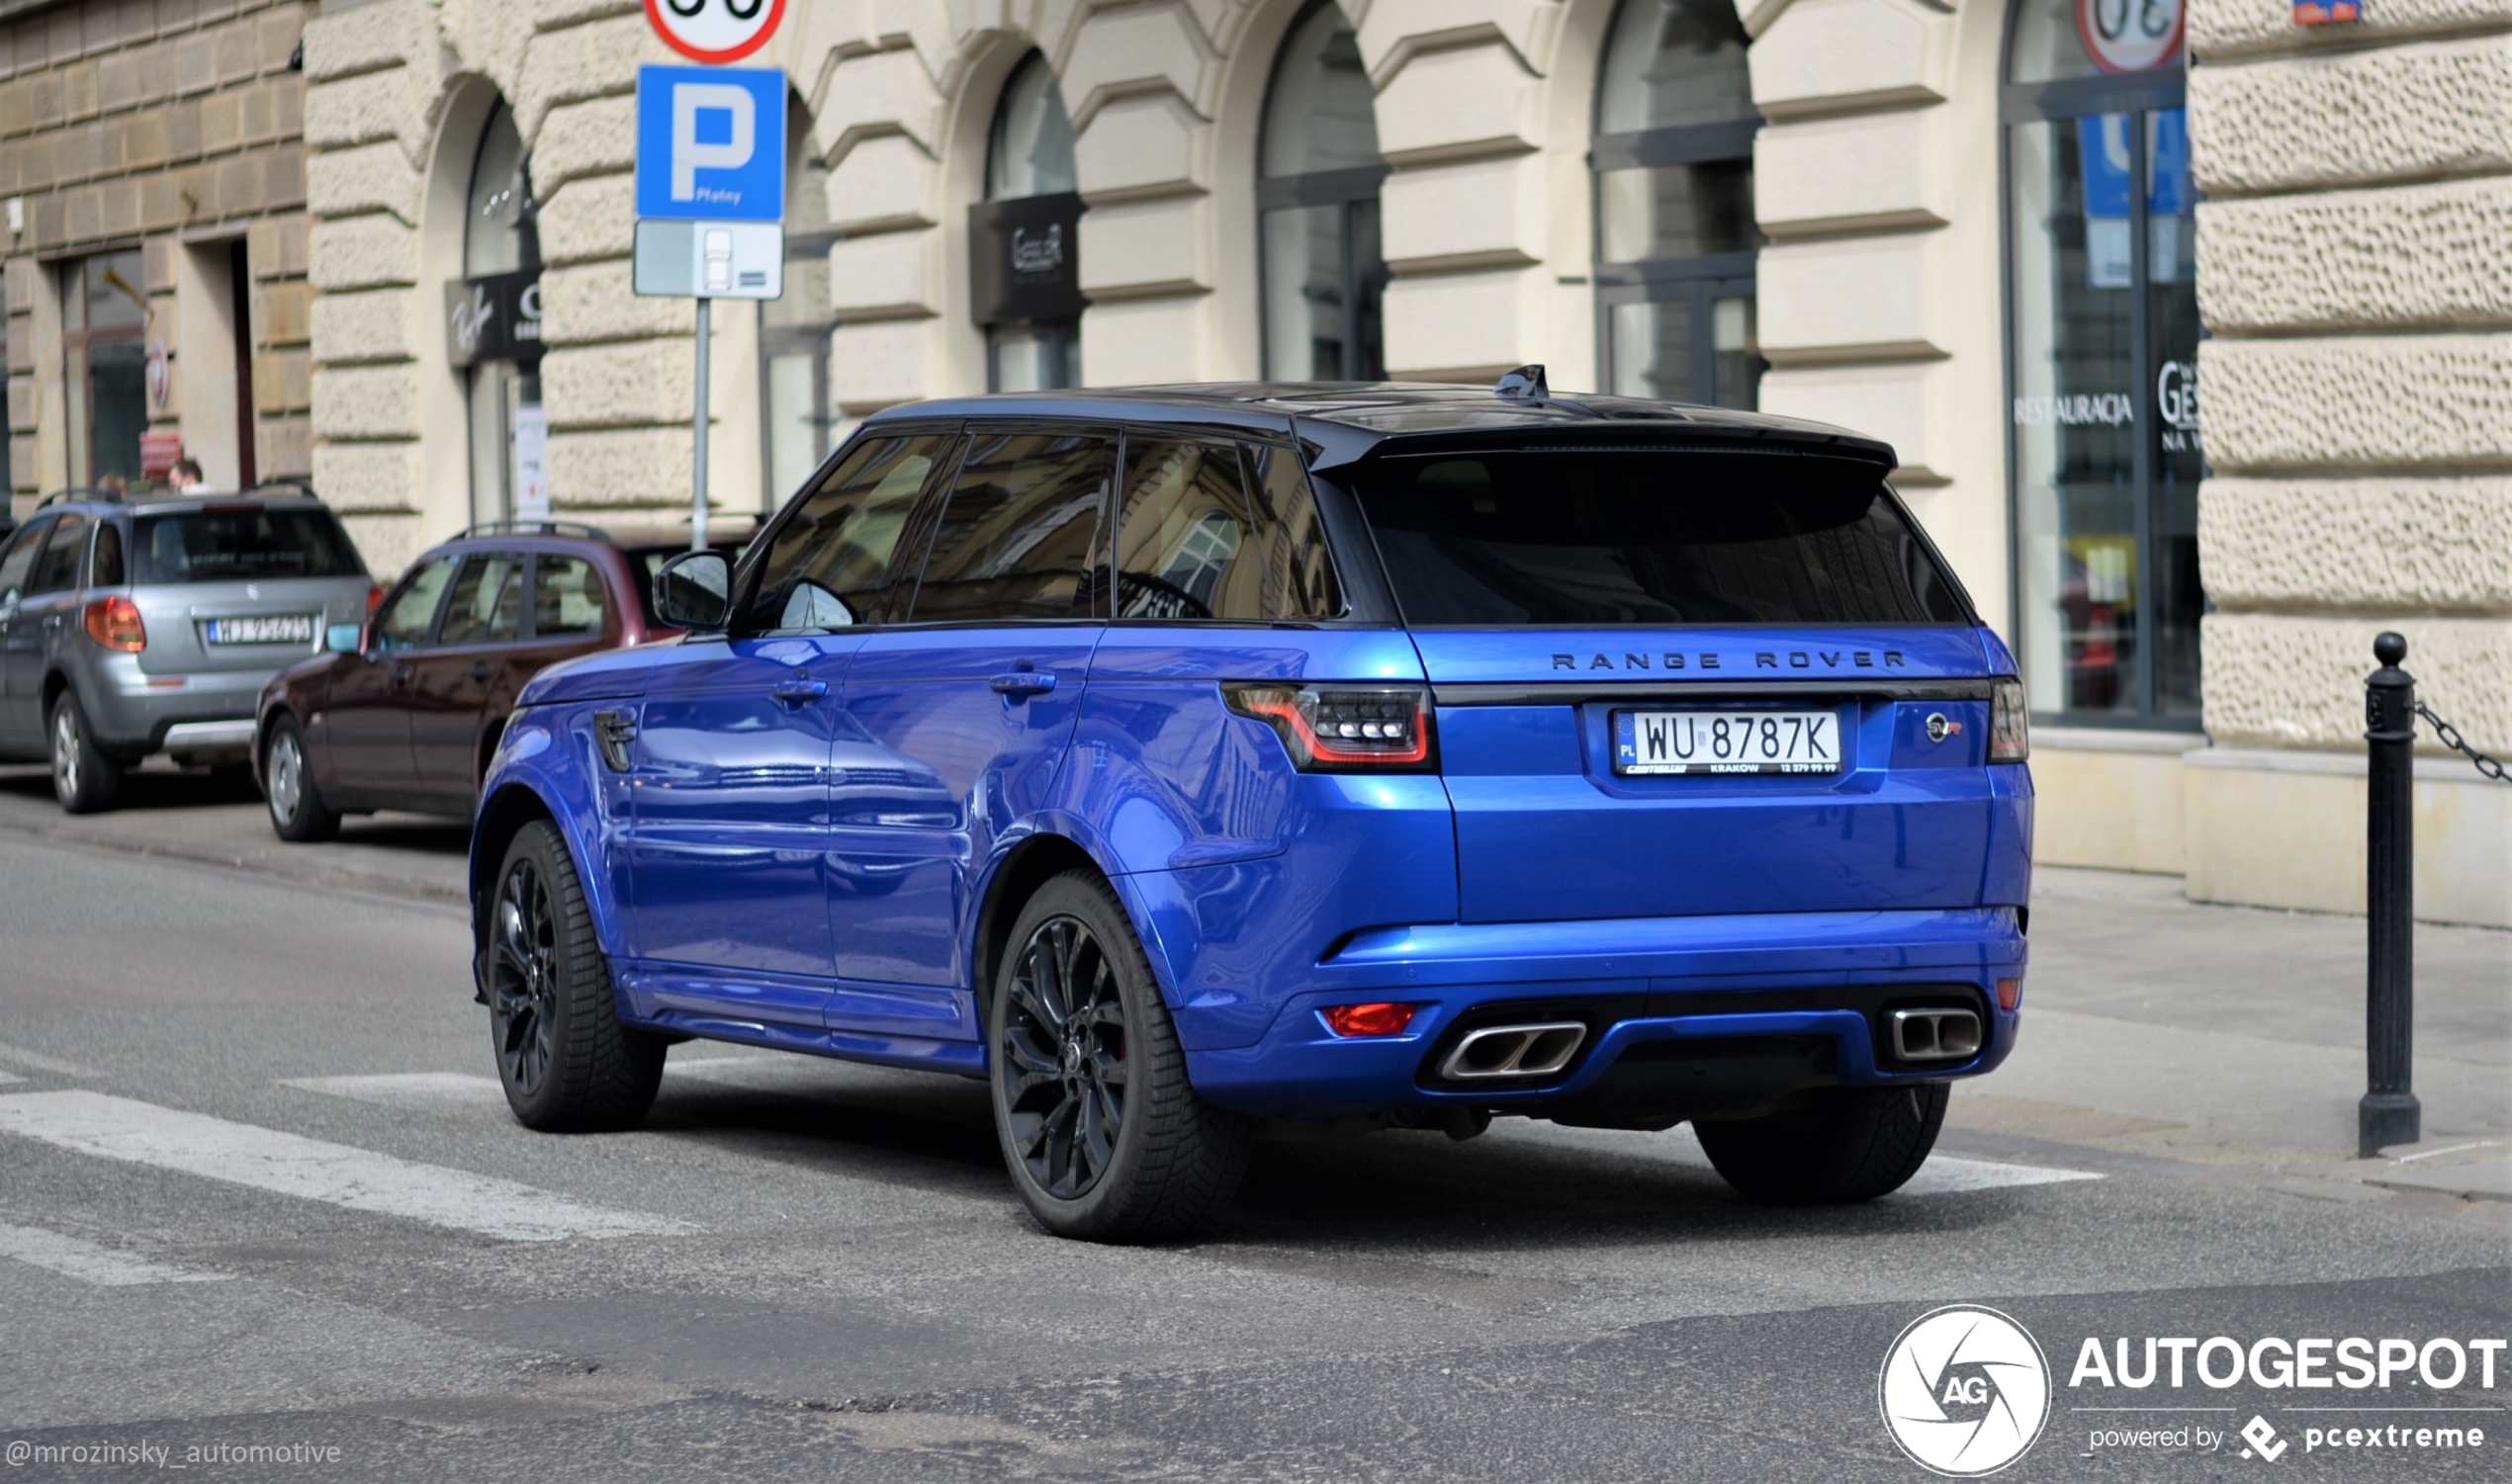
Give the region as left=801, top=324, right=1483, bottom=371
left=1321, top=1002, right=1419, bottom=1037
left=1995, top=977, right=2022, bottom=1011
left=1222, top=683, right=1436, bottom=772
left=366, top=583, right=386, bottom=614
left=83, top=596, right=146, bottom=652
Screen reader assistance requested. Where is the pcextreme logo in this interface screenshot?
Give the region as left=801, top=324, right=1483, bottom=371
left=1880, top=1306, right=2053, bottom=1476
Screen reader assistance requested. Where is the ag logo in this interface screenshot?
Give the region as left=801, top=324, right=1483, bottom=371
left=1880, top=1305, right=2051, bottom=1476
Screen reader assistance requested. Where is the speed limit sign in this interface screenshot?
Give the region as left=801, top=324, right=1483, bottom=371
left=645, top=0, right=783, bottom=65
left=2076, top=0, right=2183, bottom=72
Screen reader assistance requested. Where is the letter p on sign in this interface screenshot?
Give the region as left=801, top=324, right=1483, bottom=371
left=635, top=66, right=784, bottom=222
left=671, top=84, right=753, bottom=201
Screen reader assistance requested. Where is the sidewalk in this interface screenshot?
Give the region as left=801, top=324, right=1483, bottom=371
left=1946, top=865, right=2511, bottom=1201
left=4, top=766, right=2504, bottom=1196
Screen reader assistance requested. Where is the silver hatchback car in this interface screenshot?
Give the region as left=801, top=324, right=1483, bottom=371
left=0, top=487, right=376, bottom=813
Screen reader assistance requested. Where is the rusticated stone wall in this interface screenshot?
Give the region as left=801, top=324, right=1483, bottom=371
left=0, top=0, right=313, bottom=512
left=2190, top=0, right=2512, bottom=759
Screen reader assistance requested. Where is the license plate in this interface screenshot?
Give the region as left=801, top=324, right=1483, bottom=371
left=1614, top=709, right=1842, bottom=775
left=205, top=614, right=314, bottom=646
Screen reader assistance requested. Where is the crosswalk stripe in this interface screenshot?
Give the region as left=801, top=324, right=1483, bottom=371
left=277, top=1073, right=500, bottom=1107
left=0, top=1091, right=697, bottom=1243
left=0, top=1220, right=227, bottom=1286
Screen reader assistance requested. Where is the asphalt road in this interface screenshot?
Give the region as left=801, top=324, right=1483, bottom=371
left=0, top=771, right=2506, bottom=1481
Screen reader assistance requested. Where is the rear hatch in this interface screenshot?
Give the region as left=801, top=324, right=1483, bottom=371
left=128, top=502, right=372, bottom=675
left=1349, top=439, right=2006, bottom=923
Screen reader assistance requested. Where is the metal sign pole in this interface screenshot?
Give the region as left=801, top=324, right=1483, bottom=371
left=691, top=296, right=711, bottom=553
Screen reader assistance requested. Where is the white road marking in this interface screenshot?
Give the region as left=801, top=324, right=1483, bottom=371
left=1892, top=1154, right=2103, bottom=1197
left=277, top=1072, right=501, bottom=1107
left=0, top=1043, right=88, bottom=1076
left=0, top=1221, right=227, bottom=1286
left=0, top=1091, right=696, bottom=1243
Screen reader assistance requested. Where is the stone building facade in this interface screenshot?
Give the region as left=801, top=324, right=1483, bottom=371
left=288, top=0, right=2505, bottom=924
left=1, top=0, right=313, bottom=512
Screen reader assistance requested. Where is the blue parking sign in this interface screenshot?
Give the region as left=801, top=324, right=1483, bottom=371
left=635, top=65, right=784, bottom=222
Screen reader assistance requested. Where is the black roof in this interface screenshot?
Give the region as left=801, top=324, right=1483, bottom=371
left=860, top=381, right=1899, bottom=473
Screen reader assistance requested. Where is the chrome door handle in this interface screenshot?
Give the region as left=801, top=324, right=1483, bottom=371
left=771, top=678, right=830, bottom=706
left=988, top=671, right=1058, bottom=698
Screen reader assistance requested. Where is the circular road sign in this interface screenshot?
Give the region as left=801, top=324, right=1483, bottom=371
left=2076, top=0, right=2184, bottom=73
left=646, top=0, right=784, bottom=65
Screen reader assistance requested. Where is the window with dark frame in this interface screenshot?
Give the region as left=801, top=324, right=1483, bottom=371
left=1258, top=1, right=1388, bottom=383
left=2003, top=0, right=2198, bottom=725
left=1591, top=0, right=1764, bottom=409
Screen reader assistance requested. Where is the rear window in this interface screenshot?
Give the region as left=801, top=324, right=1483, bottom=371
left=1353, top=449, right=1969, bottom=627
left=132, top=507, right=364, bottom=585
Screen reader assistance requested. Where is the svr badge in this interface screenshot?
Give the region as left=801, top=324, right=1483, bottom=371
left=1879, top=1305, right=2051, bottom=1475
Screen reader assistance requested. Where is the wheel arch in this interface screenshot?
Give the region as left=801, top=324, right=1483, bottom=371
left=969, top=833, right=1104, bottom=1023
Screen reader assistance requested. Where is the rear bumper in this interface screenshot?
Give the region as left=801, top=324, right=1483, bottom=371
left=82, top=656, right=273, bottom=758
left=1183, top=907, right=2024, bottom=1120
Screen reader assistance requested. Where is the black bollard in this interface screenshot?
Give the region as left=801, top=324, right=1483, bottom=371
left=2360, top=632, right=2420, bottom=1157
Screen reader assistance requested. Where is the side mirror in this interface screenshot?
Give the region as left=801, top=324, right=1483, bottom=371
left=324, top=623, right=362, bottom=654
left=655, top=550, right=732, bottom=632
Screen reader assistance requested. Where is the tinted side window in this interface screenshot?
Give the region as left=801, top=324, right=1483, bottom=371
left=1245, top=441, right=1343, bottom=620
left=532, top=554, right=607, bottom=638
left=1115, top=440, right=1266, bottom=621
left=90, top=522, right=125, bottom=587
left=376, top=555, right=459, bottom=651
left=907, top=432, right=1112, bottom=624
left=749, top=433, right=956, bottom=631
left=438, top=552, right=525, bottom=646
left=28, top=515, right=90, bottom=595
left=0, top=520, right=47, bottom=603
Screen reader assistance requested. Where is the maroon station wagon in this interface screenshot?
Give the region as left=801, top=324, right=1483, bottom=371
left=252, top=520, right=749, bottom=840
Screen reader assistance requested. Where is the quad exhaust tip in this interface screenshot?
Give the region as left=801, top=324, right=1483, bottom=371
left=1439, top=1021, right=1587, bottom=1081
left=1890, top=1007, right=1983, bottom=1063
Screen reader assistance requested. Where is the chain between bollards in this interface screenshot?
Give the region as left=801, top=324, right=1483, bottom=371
left=2360, top=632, right=2420, bottom=1158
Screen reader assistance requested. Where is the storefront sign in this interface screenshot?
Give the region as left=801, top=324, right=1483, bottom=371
left=968, top=193, right=1086, bottom=325
left=511, top=402, right=550, bottom=523
left=2078, top=0, right=2184, bottom=72
left=445, top=270, right=543, bottom=367
left=2014, top=392, right=2134, bottom=428
left=138, top=429, right=182, bottom=481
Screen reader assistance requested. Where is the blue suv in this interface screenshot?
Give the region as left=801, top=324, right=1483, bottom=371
left=470, top=375, right=2031, bottom=1241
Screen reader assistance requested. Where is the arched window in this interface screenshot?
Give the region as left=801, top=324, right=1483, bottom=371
left=1258, top=1, right=1386, bottom=382
left=2004, top=0, right=2196, bottom=722
left=975, top=53, right=1083, bottom=393
left=462, top=99, right=542, bottom=526
left=762, top=93, right=837, bottom=510
left=1591, top=0, right=1762, bottom=406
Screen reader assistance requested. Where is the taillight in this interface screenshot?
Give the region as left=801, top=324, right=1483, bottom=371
left=366, top=583, right=385, bottom=614
left=1222, top=683, right=1436, bottom=772
left=1989, top=676, right=2029, bottom=762
left=83, top=596, right=146, bottom=653
left=1321, top=1003, right=1420, bottom=1037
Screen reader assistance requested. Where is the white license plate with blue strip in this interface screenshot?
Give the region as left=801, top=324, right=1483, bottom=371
left=1613, top=710, right=1841, bottom=775
left=205, top=614, right=314, bottom=646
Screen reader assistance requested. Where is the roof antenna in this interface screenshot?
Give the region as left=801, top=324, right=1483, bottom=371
left=1494, top=364, right=1548, bottom=403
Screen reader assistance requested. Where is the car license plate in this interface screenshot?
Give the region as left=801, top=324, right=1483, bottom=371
left=1613, top=709, right=1842, bottom=775
left=205, top=614, right=314, bottom=646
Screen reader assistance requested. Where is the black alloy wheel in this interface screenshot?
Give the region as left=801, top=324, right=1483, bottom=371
left=487, top=821, right=665, bottom=1132
left=988, top=870, right=1251, bottom=1242
left=491, top=854, right=560, bottom=1100
left=999, top=915, right=1129, bottom=1199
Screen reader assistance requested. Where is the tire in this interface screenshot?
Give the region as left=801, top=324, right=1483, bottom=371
left=48, top=692, right=121, bottom=815
left=261, top=717, right=340, bottom=842
left=486, top=820, right=665, bottom=1132
left=989, top=870, right=1251, bottom=1242
left=1695, top=1082, right=1949, bottom=1205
